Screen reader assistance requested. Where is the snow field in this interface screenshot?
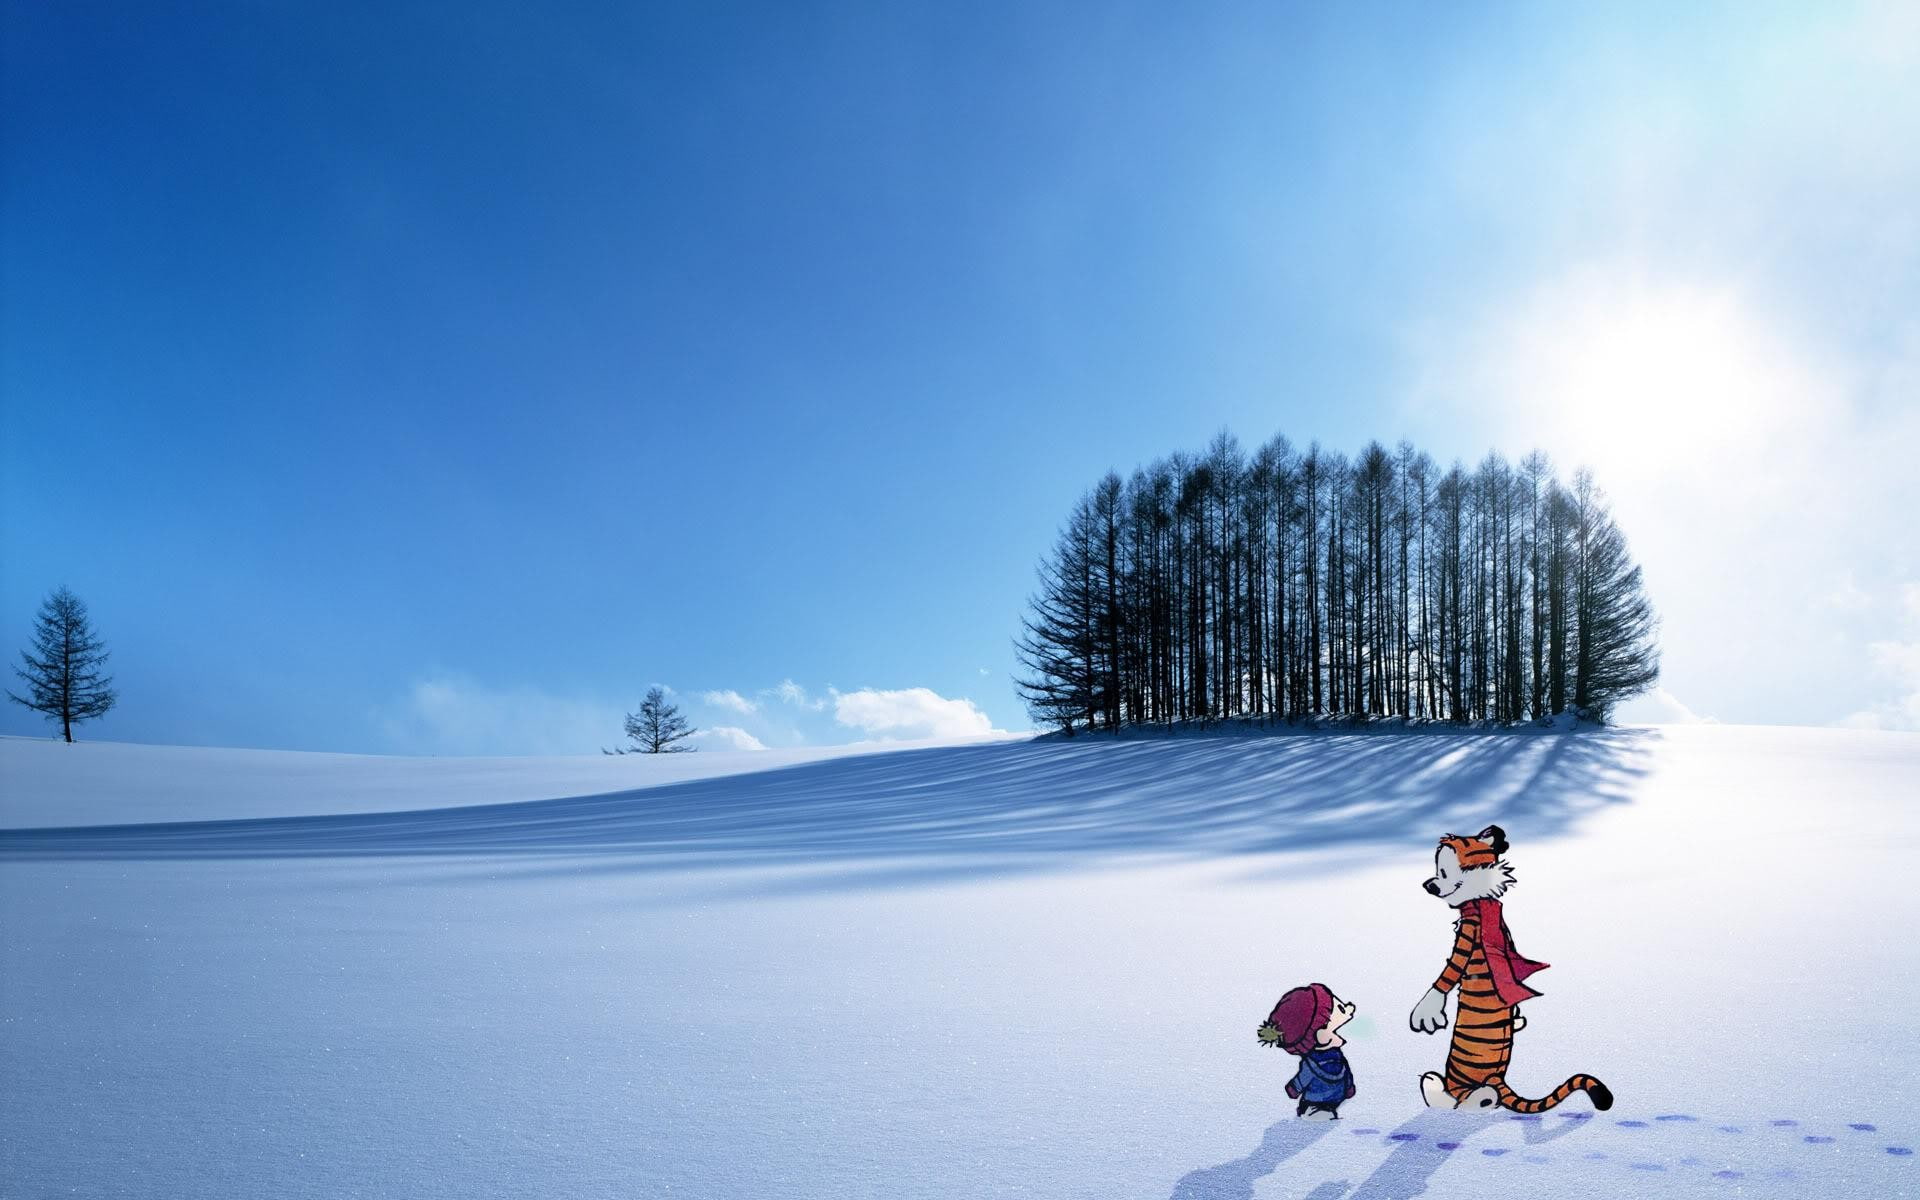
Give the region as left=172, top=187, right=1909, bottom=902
left=2, top=723, right=1916, bottom=1198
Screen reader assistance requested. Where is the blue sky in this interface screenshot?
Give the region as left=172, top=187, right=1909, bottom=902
left=4, top=1, right=1917, bottom=753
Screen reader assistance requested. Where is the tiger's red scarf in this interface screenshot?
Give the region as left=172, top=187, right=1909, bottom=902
left=1459, top=897, right=1548, bottom=1006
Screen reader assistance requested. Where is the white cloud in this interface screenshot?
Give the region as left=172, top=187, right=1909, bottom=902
left=378, top=676, right=621, bottom=756
left=764, top=679, right=829, bottom=711
left=688, top=725, right=768, bottom=752
left=1835, top=582, right=1920, bottom=731
left=833, top=687, right=995, bottom=740
left=701, top=689, right=759, bottom=715
left=1821, top=573, right=1875, bottom=614
left=376, top=676, right=1003, bottom=755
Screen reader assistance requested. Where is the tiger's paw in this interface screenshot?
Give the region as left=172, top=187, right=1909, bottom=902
left=1461, top=1086, right=1500, bottom=1111
left=1409, top=987, right=1448, bottom=1033
left=1419, top=1072, right=1456, bottom=1109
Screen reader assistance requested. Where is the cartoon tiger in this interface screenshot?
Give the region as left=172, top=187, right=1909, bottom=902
left=1407, top=825, right=1613, bottom=1114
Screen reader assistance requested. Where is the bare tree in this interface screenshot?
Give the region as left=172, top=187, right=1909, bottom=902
left=1013, top=431, right=1658, bottom=732
left=608, top=686, right=696, bottom=753
left=9, top=587, right=117, bottom=743
left=1568, top=471, right=1661, bottom=720
left=1016, top=493, right=1102, bottom=733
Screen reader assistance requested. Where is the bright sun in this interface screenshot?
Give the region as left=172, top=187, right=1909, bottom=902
left=1494, top=274, right=1819, bottom=482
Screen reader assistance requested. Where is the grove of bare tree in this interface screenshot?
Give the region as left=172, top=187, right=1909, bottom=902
left=1016, top=434, right=1657, bottom=734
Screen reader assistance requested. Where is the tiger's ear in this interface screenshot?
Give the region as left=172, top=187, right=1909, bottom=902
left=1478, top=825, right=1509, bottom=856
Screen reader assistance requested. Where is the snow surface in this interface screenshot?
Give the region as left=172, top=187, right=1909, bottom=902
left=2, top=723, right=1917, bottom=1198
left=0, top=732, right=1024, bottom=827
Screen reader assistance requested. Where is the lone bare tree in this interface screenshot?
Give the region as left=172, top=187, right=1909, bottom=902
left=608, top=686, right=696, bottom=754
left=9, top=586, right=117, bottom=742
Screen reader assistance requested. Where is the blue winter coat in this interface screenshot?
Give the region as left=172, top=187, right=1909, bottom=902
left=1286, top=1047, right=1356, bottom=1105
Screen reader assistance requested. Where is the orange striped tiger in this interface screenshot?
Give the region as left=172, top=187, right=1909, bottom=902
left=1408, top=825, right=1612, bottom=1114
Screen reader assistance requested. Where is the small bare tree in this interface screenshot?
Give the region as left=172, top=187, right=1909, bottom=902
left=607, top=686, right=696, bottom=754
left=10, top=586, right=117, bottom=742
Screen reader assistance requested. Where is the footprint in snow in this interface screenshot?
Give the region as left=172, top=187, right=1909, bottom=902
left=1455, top=1109, right=1914, bottom=1180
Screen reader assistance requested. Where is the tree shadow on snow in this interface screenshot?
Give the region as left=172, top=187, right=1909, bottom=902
left=0, top=728, right=1655, bottom=888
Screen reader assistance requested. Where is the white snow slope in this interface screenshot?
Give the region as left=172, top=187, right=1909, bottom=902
left=0, top=732, right=1025, bottom=827
left=2, top=724, right=1916, bottom=1199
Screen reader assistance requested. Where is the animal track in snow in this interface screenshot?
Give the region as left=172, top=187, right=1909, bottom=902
left=1351, top=1110, right=1914, bottom=1180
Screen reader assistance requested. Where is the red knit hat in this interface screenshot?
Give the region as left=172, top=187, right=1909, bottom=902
left=1258, top=983, right=1333, bottom=1055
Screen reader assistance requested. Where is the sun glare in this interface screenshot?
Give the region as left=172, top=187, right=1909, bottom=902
left=1497, top=276, right=1819, bottom=483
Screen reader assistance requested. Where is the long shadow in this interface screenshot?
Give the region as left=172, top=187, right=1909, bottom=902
left=1171, top=1106, right=1600, bottom=1200
left=1170, top=1118, right=1339, bottom=1199
left=0, top=728, right=1655, bottom=886
left=1342, top=1109, right=1592, bottom=1199
left=1344, top=1111, right=1498, bottom=1200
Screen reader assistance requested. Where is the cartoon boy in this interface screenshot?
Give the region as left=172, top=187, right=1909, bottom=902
left=1258, top=983, right=1357, bottom=1119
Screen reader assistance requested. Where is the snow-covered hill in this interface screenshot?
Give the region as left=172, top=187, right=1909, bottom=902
left=0, top=731, right=1025, bottom=827
left=2, top=724, right=1916, bottom=1199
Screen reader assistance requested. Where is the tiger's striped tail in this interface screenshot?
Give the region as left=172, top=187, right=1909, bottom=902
left=1495, top=1075, right=1613, bottom=1114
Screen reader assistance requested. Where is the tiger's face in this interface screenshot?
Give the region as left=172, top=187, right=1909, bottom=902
left=1423, top=826, right=1515, bottom=907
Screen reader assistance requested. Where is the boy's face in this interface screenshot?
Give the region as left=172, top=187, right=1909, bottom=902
left=1315, top=995, right=1358, bottom=1049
